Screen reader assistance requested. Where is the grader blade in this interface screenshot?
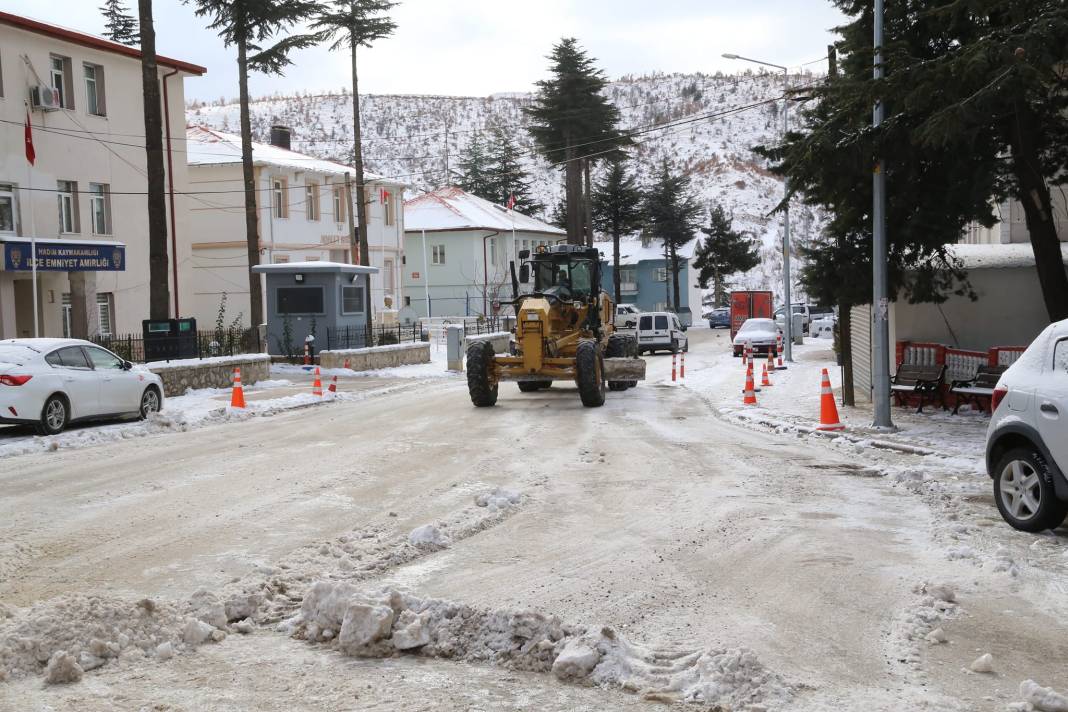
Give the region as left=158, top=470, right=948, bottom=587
left=604, top=357, right=647, bottom=381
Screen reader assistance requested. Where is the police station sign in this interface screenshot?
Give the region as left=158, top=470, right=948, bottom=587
left=2, top=241, right=125, bottom=272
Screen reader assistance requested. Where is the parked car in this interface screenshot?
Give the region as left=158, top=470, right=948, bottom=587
left=986, top=320, right=1068, bottom=532
left=636, top=312, right=688, bottom=354
left=732, top=318, right=781, bottom=357
left=0, top=338, right=165, bottom=435
left=614, top=303, right=641, bottom=330
left=774, top=304, right=812, bottom=334
left=708, top=307, right=731, bottom=329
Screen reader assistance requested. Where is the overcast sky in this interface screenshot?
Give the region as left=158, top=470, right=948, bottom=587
left=8, top=1, right=847, bottom=101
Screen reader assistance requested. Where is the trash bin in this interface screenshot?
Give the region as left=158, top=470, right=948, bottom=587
left=143, top=318, right=198, bottom=361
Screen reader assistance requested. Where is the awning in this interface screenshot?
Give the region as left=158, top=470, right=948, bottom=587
left=0, top=237, right=126, bottom=272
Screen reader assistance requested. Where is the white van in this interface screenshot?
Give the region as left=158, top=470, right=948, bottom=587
left=636, top=312, right=688, bottom=354
left=614, top=304, right=641, bottom=330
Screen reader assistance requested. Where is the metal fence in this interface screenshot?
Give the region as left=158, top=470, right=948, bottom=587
left=324, top=323, right=425, bottom=351
left=92, top=328, right=261, bottom=363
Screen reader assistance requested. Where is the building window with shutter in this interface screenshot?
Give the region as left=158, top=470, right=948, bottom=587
left=61, top=293, right=114, bottom=337
left=84, top=64, right=105, bottom=116
left=0, top=184, right=18, bottom=235
left=432, top=244, right=445, bottom=265
left=655, top=267, right=668, bottom=282
left=57, top=180, right=79, bottom=233
left=50, top=55, right=74, bottom=109
left=89, top=183, right=111, bottom=235
left=305, top=182, right=320, bottom=221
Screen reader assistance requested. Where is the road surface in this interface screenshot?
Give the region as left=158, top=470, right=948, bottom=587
left=1, top=329, right=1065, bottom=711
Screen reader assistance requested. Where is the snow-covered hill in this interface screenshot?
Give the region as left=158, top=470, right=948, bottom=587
left=186, top=70, right=824, bottom=305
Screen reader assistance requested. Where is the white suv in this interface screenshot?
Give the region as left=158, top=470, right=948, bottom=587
left=986, top=320, right=1068, bottom=532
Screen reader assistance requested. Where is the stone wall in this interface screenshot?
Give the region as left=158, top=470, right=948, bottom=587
left=146, top=355, right=270, bottom=397
left=319, top=342, right=430, bottom=370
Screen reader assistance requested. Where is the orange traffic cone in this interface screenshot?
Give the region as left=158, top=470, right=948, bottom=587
left=761, top=363, right=772, bottom=387
left=328, top=375, right=337, bottom=393
left=776, top=334, right=786, bottom=370
left=767, top=347, right=775, bottom=372
left=817, top=368, right=845, bottom=431
left=343, top=358, right=351, bottom=370
left=312, top=367, right=323, bottom=397
left=743, top=363, right=758, bottom=405
left=230, top=367, right=246, bottom=408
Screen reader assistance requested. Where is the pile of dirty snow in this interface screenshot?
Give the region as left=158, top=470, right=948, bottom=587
left=287, top=583, right=790, bottom=708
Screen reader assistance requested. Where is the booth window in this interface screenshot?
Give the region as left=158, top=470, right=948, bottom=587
left=277, top=287, right=323, bottom=314
left=341, top=285, right=364, bottom=314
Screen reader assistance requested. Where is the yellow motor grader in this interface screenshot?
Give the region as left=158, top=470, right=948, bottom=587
left=466, top=244, right=646, bottom=407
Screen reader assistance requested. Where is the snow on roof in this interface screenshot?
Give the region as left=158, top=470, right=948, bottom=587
left=596, top=236, right=700, bottom=266
left=403, top=187, right=565, bottom=235
left=186, top=126, right=398, bottom=185
left=948, top=242, right=1068, bottom=269
left=251, top=260, right=378, bottom=274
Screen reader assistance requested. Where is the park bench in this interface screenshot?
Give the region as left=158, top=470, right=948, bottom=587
left=891, top=363, right=946, bottom=413
left=950, top=364, right=1007, bottom=414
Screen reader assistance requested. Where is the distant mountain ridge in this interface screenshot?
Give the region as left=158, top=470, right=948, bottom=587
left=186, top=70, right=825, bottom=303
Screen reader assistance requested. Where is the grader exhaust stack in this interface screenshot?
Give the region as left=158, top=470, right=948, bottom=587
left=466, top=245, right=646, bottom=408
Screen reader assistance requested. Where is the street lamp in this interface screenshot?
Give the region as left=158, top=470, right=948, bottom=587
left=722, top=52, right=794, bottom=363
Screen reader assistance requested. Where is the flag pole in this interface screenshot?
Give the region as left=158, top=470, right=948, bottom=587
left=24, top=109, right=39, bottom=338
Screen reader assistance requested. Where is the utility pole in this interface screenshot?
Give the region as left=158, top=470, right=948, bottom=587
left=871, top=0, right=893, bottom=428
left=138, top=0, right=170, bottom=320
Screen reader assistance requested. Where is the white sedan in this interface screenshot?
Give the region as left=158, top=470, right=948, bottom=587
left=0, top=338, right=164, bottom=435
left=732, top=318, right=783, bottom=357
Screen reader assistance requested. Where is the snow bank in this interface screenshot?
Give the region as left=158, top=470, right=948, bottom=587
left=1012, top=680, right=1068, bottom=712
left=144, top=354, right=270, bottom=371
left=290, top=584, right=791, bottom=708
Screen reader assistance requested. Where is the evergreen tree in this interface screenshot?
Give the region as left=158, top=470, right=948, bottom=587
left=486, top=126, right=543, bottom=216
left=591, top=158, right=644, bottom=305
left=101, top=0, right=140, bottom=46
left=692, top=204, right=760, bottom=308
left=187, top=0, right=323, bottom=327
left=764, top=0, right=1068, bottom=322
left=526, top=38, right=630, bottom=245
left=644, top=163, right=702, bottom=311
left=138, top=0, right=168, bottom=319
left=457, top=132, right=495, bottom=201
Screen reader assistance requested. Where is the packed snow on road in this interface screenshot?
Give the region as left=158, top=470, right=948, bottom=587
left=1, top=330, right=1066, bottom=712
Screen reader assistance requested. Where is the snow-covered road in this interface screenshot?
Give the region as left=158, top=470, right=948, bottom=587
left=1, top=330, right=1066, bottom=711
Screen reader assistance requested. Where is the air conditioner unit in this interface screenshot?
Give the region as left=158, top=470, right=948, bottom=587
left=30, top=85, right=61, bottom=111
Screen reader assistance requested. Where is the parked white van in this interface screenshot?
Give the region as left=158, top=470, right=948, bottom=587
left=614, top=304, right=641, bottom=330
left=635, top=312, right=688, bottom=354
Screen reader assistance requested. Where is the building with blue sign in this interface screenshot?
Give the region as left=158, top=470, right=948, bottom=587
left=0, top=12, right=205, bottom=340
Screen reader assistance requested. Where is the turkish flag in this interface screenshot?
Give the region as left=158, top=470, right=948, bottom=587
left=506, top=194, right=516, bottom=210
left=24, top=112, right=35, bottom=165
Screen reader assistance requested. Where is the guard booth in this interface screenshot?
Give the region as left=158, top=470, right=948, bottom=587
left=251, top=262, right=378, bottom=357
left=142, top=318, right=197, bottom=360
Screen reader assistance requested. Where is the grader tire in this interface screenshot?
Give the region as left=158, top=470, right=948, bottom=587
left=517, top=381, right=544, bottom=393
left=576, top=340, right=606, bottom=407
left=466, top=341, right=498, bottom=407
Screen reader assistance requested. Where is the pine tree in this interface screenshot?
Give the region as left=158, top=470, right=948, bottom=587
left=693, top=204, right=760, bottom=308
left=457, top=132, right=495, bottom=201
left=526, top=38, right=630, bottom=245
left=101, top=0, right=140, bottom=46
left=188, top=0, right=324, bottom=327
left=591, top=158, right=644, bottom=305
left=644, top=163, right=701, bottom=311
left=486, top=126, right=543, bottom=216
left=138, top=0, right=168, bottom=319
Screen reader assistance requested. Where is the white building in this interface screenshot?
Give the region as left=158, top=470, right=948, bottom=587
left=184, top=125, right=405, bottom=327
left=0, top=12, right=204, bottom=339
left=401, top=186, right=565, bottom=318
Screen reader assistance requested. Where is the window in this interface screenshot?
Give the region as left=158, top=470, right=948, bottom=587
left=85, top=346, right=123, bottom=370
left=272, top=178, right=288, bottom=218
left=654, top=302, right=669, bottom=311
left=89, top=183, right=111, bottom=234
left=83, top=64, right=105, bottom=116
left=639, top=315, right=652, bottom=330
left=53, top=346, right=91, bottom=369
left=50, top=55, right=73, bottom=109
left=61, top=293, right=113, bottom=337
left=57, top=180, right=79, bottom=233
left=272, top=254, right=289, bottom=264
left=0, top=184, right=17, bottom=234
left=277, top=287, right=323, bottom=314
left=341, top=285, right=364, bottom=314
left=404, top=295, right=411, bottom=307
left=332, top=186, right=346, bottom=223
left=382, top=190, right=394, bottom=226
left=654, top=317, right=669, bottom=330
left=654, top=267, right=668, bottom=282
left=383, top=258, right=395, bottom=293
left=1055, top=339, right=1068, bottom=373
left=619, top=267, right=636, bottom=283
left=522, top=239, right=529, bottom=252
left=305, top=182, right=320, bottom=221
left=432, top=244, right=445, bottom=265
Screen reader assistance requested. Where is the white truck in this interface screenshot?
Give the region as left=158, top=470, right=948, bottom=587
left=614, top=304, right=641, bottom=330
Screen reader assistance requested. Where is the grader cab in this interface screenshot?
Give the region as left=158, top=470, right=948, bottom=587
left=466, top=244, right=646, bottom=407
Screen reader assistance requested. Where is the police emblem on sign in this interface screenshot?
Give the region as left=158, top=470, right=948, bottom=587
left=9, top=247, right=22, bottom=270
left=112, top=248, right=123, bottom=270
